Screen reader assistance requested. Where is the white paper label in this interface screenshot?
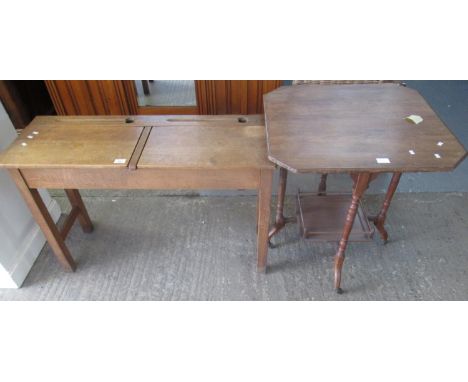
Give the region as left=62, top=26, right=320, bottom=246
left=376, top=158, right=391, bottom=164
left=437, top=141, right=444, bottom=146
left=434, top=153, right=441, bottom=159
left=409, top=150, right=415, bottom=155
left=405, top=115, right=424, bottom=124
left=113, top=158, right=126, bottom=164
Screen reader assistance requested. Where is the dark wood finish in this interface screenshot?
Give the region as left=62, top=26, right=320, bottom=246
left=1, top=115, right=274, bottom=274
left=45, top=81, right=134, bottom=115
left=334, top=173, right=371, bottom=293
left=8, top=169, right=76, bottom=271
left=369, top=172, right=402, bottom=243
left=265, top=84, right=467, bottom=292
left=197, top=81, right=282, bottom=115
left=0, top=80, right=31, bottom=129
left=268, top=167, right=295, bottom=246
left=45, top=81, right=281, bottom=116
left=11, top=81, right=55, bottom=117
left=137, top=105, right=199, bottom=115
left=264, top=84, right=467, bottom=173
left=297, top=192, right=374, bottom=242
left=292, top=81, right=401, bottom=194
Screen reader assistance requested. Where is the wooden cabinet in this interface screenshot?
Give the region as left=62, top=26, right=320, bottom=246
left=45, top=80, right=282, bottom=116
left=45, top=81, right=133, bottom=115
left=196, top=80, right=282, bottom=114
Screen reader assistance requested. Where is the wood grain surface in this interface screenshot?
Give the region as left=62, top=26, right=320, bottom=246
left=139, top=124, right=272, bottom=170
left=0, top=115, right=272, bottom=171
left=0, top=118, right=143, bottom=169
left=264, top=84, right=467, bottom=173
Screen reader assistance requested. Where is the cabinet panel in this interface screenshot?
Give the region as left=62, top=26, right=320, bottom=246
left=46, top=80, right=282, bottom=116
left=45, top=80, right=134, bottom=115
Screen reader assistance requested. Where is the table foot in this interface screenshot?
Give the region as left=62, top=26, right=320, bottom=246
left=335, top=287, right=344, bottom=295
left=375, top=220, right=389, bottom=243
left=268, top=167, right=296, bottom=245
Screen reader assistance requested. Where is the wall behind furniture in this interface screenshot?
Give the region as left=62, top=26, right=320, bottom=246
left=0, top=102, right=61, bottom=288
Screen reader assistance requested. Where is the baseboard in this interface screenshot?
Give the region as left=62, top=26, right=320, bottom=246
left=0, top=198, right=61, bottom=288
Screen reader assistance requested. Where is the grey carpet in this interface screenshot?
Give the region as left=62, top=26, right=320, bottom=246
left=1, top=193, right=467, bottom=300
left=135, top=80, right=197, bottom=107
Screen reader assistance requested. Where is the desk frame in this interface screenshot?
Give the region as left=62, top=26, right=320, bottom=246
left=9, top=167, right=273, bottom=272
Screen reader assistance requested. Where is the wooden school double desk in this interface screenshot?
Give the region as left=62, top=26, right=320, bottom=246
left=0, top=115, right=274, bottom=273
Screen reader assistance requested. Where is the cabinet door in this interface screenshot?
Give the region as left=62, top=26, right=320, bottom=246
left=197, top=80, right=282, bottom=114
left=45, top=80, right=134, bottom=115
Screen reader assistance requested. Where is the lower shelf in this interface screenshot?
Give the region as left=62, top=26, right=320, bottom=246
left=296, top=192, right=374, bottom=242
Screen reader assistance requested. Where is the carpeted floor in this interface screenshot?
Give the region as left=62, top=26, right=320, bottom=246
left=1, top=192, right=467, bottom=300
left=135, top=80, right=197, bottom=107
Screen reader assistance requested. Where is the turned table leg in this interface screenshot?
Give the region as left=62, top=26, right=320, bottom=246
left=268, top=168, right=288, bottom=240
left=257, top=169, right=273, bottom=272
left=369, top=172, right=402, bottom=243
left=8, top=169, right=76, bottom=271
left=334, top=172, right=371, bottom=294
left=268, top=167, right=295, bottom=246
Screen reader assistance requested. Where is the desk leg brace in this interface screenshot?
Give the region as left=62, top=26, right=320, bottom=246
left=65, top=189, right=94, bottom=233
left=8, top=169, right=93, bottom=272
left=334, top=172, right=371, bottom=294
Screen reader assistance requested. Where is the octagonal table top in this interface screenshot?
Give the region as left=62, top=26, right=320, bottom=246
left=264, top=83, right=466, bottom=173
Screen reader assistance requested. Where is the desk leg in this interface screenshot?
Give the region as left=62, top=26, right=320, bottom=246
left=257, top=169, right=273, bottom=272
left=65, top=189, right=94, bottom=233
left=334, top=172, right=371, bottom=294
left=8, top=169, right=76, bottom=271
left=369, top=172, right=402, bottom=243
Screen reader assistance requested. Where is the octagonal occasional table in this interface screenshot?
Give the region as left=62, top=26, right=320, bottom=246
left=264, top=83, right=466, bottom=293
